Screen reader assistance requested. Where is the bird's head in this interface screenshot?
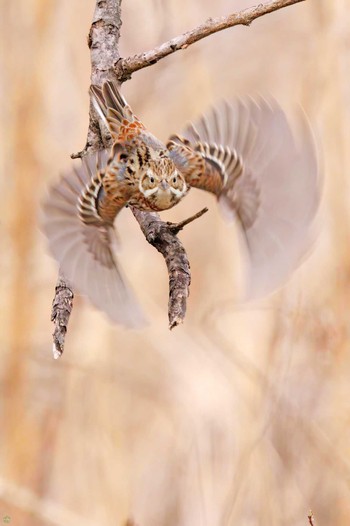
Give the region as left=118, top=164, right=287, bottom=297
left=139, top=158, right=187, bottom=210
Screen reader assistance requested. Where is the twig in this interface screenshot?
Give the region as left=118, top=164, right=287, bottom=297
left=116, top=0, right=306, bottom=81
left=308, top=511, right=316, bottom=526
left=168, top=207, right=208, bottom=234
left=124, top=519, right=138, bottom=526
left=131, top=208, right=207, bottom=329
left=51, top=275, right=74, bottom=359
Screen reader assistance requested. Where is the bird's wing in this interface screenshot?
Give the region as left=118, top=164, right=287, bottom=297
left=167, top=98, right=321, bottom=299
left=41, top=150, right=145, bottom=327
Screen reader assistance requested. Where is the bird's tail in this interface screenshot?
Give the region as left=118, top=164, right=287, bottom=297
left=90, top=81, right=145, bottom=141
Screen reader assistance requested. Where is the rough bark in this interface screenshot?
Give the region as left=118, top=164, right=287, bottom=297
left=132, top=207, right=208, bottom=329
left=51, top=275, right=74, bottom=359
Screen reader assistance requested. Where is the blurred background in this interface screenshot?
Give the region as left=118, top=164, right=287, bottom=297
left=1, top=0, right=350, bottom=524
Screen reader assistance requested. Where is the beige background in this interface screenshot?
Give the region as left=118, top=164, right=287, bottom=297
left=1, top=0, right=350, bottom=524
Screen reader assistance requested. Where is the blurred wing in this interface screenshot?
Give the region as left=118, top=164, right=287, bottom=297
left=168, top=98, right=320, bottom=299
left=41, top=151, right=145, bottom=327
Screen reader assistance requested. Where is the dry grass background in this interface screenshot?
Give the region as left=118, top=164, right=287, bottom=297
left=1, top=0, right=350, bottom=524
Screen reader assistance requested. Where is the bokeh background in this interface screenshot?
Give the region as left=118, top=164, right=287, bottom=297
left=1, top=0, right=350, bottom=524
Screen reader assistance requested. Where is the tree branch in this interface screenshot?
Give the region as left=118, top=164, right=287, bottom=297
left=132, top=207, right=208, bottom=329
left=51, top=0, right=205, bottom=355
left=308, top=511, right=316, bottom=526
left=50, top=0, right=307, bottom=357
left=51, top=275, right=74, bottom=359
left=116, top=0, right=306, bottom=81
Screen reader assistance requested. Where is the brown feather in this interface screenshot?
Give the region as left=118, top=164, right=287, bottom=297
left=168, top=98, right=321, bottom=299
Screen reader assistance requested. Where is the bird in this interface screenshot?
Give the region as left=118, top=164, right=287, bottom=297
left=41, top=81, right=320, bottom=325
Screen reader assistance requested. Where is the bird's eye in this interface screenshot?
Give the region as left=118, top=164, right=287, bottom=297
left=172, top=176, right=177, bottom=184
left=149, top=176, right=155, bottom=184
left=119, top=153, right=128, bottom=162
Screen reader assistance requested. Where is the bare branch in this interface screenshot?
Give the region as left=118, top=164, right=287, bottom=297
left=50, top=0, right=307, bottom=355
left=51, top=275, right=74, bottom=359
left=308, top=511, right=316, bottom=526
left=51, top=0, right=204, bottom=354
left=131, top=208, right=207, bottom=329
left=116, top=0, right=306, bottom=81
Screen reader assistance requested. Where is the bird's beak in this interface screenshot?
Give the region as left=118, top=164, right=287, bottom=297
left=160, top=180, right=169, bottom=190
